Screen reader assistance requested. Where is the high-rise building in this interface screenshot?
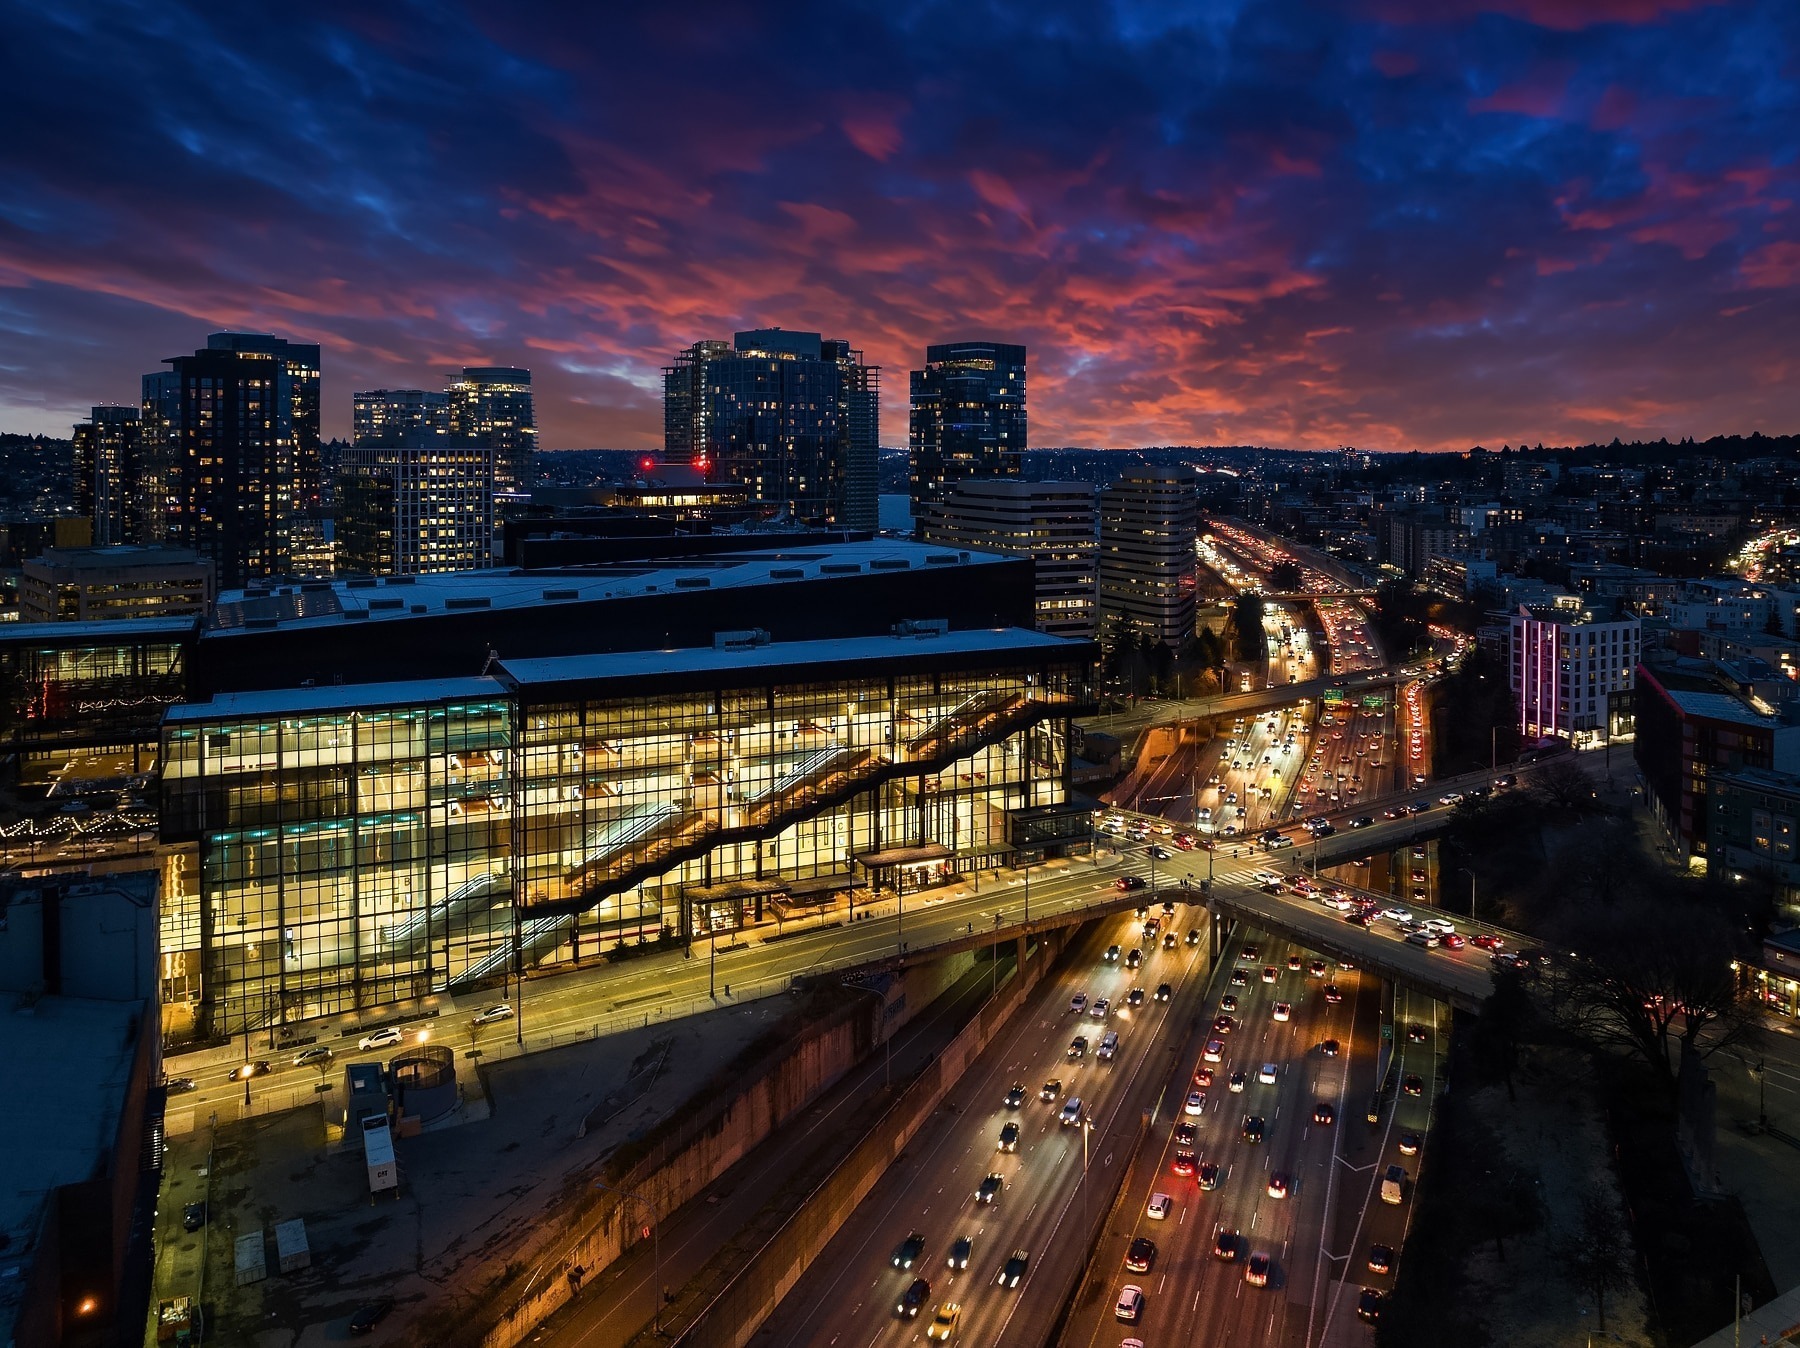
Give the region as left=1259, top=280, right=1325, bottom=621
left=140, top=369, right=181, bottom=542
left=353, top=389, right=450, bottom=448
left=72, top=405, right=146, bottom=546
left=662, top=330, right=879, bottom=529
left=336, top=443, right=496, bottom=576
left=908, top=340, right=1026, bottom=516
left=157, top=332, right=322, bottom=588
left=449, top=367, right=536, bottom=493
left=1098, top=466, right=1199, bottom=648
left=919, top=480, right=1096, bottom=638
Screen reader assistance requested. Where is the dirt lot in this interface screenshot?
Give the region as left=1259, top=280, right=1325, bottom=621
left=149, top=996, right=787, bottom=1346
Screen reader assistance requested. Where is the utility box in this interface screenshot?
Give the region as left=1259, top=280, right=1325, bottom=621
left=234, top=1230, right=267, bottom=1286
left=275, top=1218, right=311, bottom=1272
left=362, top=1113, right=398, bottom=1196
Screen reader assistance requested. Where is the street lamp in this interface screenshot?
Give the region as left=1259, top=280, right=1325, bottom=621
left=592, top=1179, right=663, bottom=1335
left=1458, top=867, right=1476, bottom=917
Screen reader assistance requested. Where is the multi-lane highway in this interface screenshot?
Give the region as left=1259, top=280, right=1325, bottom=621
left=1060, top=927, right=1447, bottom=1348
left=762, top=909, right=1213, bottom=1347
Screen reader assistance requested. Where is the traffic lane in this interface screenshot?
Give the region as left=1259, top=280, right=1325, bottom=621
left=1065, top=936, right=1356, bottom=1348
left=762, top=914, right=1210, bottom=1347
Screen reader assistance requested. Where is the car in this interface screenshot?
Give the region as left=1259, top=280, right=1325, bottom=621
left=997, top=1249, right=1029, bottom=1288
left=1246, top=1251, right=1271, bottom=1286
left=898, top=1277, right=932, bottom=1317
left=1115, top=1284, right=1145, bottom=1322
left=293, top=1046, right=334, bottom=1068
left=1402, top=1073, right=1424, bottom=1097
left=1104, top=944, right=1121, bottom=963
left=1399, top=1131, right=1421, bottom=1156
left=1198, top=1160, right=1220, bottom=1189
left=182, top=1201, right=207, bottom=1231
left=1261, top=966, right=1278, bottom=983
left=926, top=1303, right=961, bottom=1341
left=1406, top=801, right=1428, bottom=814
left=1161, top=931, right=1178, bottom=950
left=1267, top=1173, right=1289, bottom=1198
left=1204, top=1039, right=1225, bottom=1063
left=1382, top=906, right=1412, bottom=922
left=1004, top=1083, right=1026, bottom=1109
left=1229, top=969, right=1249, bottom=987
left=1228, top=1070, right=1246, bottom=1093
left=1240, top=943, right=1261, bottom=962
left=1213, top=1014, right=1235, bottom=1035
left=358, top=1026, right=404, bottom=1051
left=1060, top=1098, right=1084, bottom=1125
left=1368, top=1243, right=1394, bottom=1274
left=347, top=1300, right=393, bottom=1336
left=228, top=1060, right=270, bottom=1082
left=1091, top=997, right=1111, bottom=1020
left=1219, top=994, right=1239, bottom=1013
left=1193, top=1066, right=1214, bottom=1087
left=1241, top=1115, right=1265, bottom=1142
left=1258, top=1062, right=1278, bottom=1084
left=1040, top=1078, right=1062, bottom=1101
left=1148, top=844, right=1170, bottom=860
left=1271, top=1002, right=1291, bottom=1022
left=1068, top=1036, right=1088, bottom=1060
left=998, top=1122, right=1020, bottom=1152
left=947, top=1235, right=973, bottom=1270
left=1323, top=983, right=1342, bottom=1004
left=1154, top=982, right=1172, bottom=1002
left=1127, top=987, right=1146, bottom=1009
left=1308, top=959, right=1328, bottom=977
left=976, top=1173, right=1003, bottom=1204
left=893, top=1233, right=928, bottom=1268
left=1472, top=933, right=1505, bottom=951
left=1172, top=1150, right=1197, bottom=1177
left=1125, top=1236, right=1158, bottom=1273
left=1440, top=933, right=1467, bottom=951
left=1070, top=992, right=1089, bottom=1013
left=1213, top=1226, right=1241, bottom=1261
left=1357, top=1288, right=1384, bottom=1323
left=1439, top=792, right=1464, bottom=806
left=1313, top=1101, right=1336, bottom=1124
left=1406, top=1022, right=1428, bottom=1043
left=163, top=1077, right=198, bottom=1095
left=1383, top=806, right=1405, bottom=819
left=1184, top=1090, right=1206, bottom=1115
left=471, top=1002, right=514, bottom=1025
left=1287, top=953, right=1303, bottom=971
left=1114, top=875, right=1146, bottom=892
left=1173, top=1119, right=1198, bottom=1145
left=1146, top=1192, right=1172, bottom=1220
left=1125, top=949, right=1143, bottom=969
left=1405, top=930, right=1437, bottom=948
left=1187, top=928, right=1201, bottom=946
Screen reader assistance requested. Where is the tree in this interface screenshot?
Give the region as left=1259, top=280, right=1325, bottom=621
left=1267, top=559, right=1303, bottom=591
left=1231, top=592, right=1266, bottom=662
left=1553, top=888, right=1761, bottom=1092
left=1560, top=1187, right=1633, bottom=1331
left=1528, top=756, right=1599, bottom=815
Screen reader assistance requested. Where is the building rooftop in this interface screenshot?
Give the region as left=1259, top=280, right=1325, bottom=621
left=25, top=545, right=209, bottom=571
left=167, top=676, right=506, bottom=724
left=207, top=539, right=1009, bottom=635
left=0, top=996, right=142, bottom=1326
left=496, top=627, right=1086, bottom=690
left=0, top=616, right=197, bottom=646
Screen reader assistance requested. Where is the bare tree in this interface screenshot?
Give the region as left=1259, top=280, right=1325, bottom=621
left=1554, top=889, right=1760, bottom=1092
left=1530, top=756, right=1601, bottom=814
left=1560, top=1187, right=1634, bottom=1332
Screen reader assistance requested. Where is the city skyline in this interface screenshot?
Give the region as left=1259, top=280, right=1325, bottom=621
left=0, top=3, right=1795, bottom=453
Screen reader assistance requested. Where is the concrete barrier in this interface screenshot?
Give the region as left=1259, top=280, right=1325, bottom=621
left=662, top=928, right=1071, bottom=1348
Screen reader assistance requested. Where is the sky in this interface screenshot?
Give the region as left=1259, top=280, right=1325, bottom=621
left=0, top=1, right=1796, bottom=453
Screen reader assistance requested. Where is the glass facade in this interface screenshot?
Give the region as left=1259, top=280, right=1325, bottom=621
left=160, top=681, right=513, bottom=1037
left=160, top=634, right=1093, bottom=1038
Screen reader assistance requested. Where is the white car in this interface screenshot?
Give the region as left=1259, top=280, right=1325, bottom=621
left=1115, top=1285, right=1145, bottom=1323
left=1146, top=1192, right=1171, bottom=1220
left=1423, top=917, right=1456, bottom=935
left=1382, top=906, right=1412, bottom=923
left=1272, top=1002, right=1291, bottom=1022
left=358, top=1026, right=404, bottom=1051
left=1091, top=998, right=1111, bottom=1020
left=1184, top=1090, right=1206, bottom=1116
left=471, top=1003, right=513, bottom=1025
left=1070, top=993, right=1088, bottom=1013
left=1258, top=1062, right=1278, bottom=1085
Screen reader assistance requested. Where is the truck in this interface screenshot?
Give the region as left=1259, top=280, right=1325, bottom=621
left=156, top=1296, right=194, bottom=1345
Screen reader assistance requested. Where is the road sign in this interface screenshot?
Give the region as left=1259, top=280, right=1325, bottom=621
left=1381, top=1024, right=1393, bottom=1041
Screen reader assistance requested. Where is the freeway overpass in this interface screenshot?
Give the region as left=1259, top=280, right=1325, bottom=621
left=1081, top=667, right=1403, bottom=738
